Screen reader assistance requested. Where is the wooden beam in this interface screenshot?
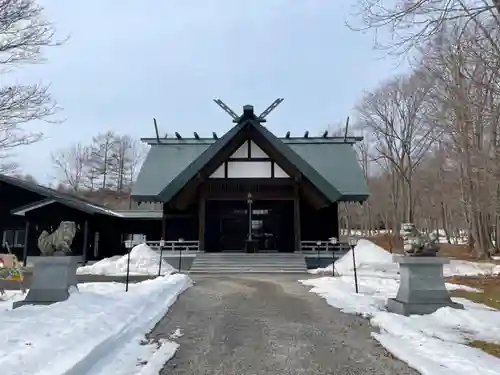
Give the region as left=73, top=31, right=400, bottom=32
left=22, top=220, right=30, bottom=267
left=293, top=183, right=301, bottom=251
left=333, top=202, right=339, bottom=239
left=161, top=204, right=167, bottom=240
left=82, top=220, right=89, bottom=263
left=198, top=189, right=206, bottom=250
left=205, top=190, right=294, bottom=201
left=153, top=118, right=160, bottom=143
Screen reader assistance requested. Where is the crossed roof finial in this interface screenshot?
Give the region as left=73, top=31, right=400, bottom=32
left=213, top=98, right=284, bottom=124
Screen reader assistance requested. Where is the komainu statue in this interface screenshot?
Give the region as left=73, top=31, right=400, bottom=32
left=38, top=221, right=77, bottom=256
left=400, top=223, right=440, bottom=257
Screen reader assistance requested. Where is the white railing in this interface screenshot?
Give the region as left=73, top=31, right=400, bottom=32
left=300, top=240, right=351, bottom=253
left=146, top=240, right=200, bottom=252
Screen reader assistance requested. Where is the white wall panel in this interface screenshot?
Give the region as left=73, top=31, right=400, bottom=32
left=227, top=161, right=272, bottom=178
left=250, top=141, right=268, bottom=158
left=210, top=164, right=225, bottom=178
left=274, top=164, right=290, bottom=178
left=230, top=141, right=249, bottom=158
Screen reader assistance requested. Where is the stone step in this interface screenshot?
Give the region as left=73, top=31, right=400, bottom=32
left=195, top=255, right=303, bottom=258
left=193, top=266, right=306, bottom=268
left=189, top=259, right=304, bottom=264
left=189, top=268, right=307, bottom=275
left=189, top=253, right=307, bottom=274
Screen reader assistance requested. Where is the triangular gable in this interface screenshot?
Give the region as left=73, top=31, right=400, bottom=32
left=209, top=140, right=290, bottom=179
left=157, top=122, right=246, bottom=202
left=157, top=120, right=341, bottom=203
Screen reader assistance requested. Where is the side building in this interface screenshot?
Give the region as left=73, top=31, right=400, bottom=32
left=0, top=174, right=162, bottom=264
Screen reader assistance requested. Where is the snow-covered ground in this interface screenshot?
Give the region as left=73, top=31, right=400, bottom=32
left=339, top=228, right=469, bottom=244
left=302, top=239, right=500, bottom=375
left=310, top=239, right=500, bottom=277
left=0, top=274, right=192, bottom=375
left=78, top=243, right=176, bottom=276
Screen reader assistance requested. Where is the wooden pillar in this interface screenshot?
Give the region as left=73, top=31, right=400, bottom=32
left=22, top=220, right=30, bottom=267
left=293, top=183, right=301, bottom=251
left=161, top=203, right=167, bottom=241
left=198, top=193, right=206, bottom=251
left=333, top=202, right=339, bottom=239
left=82, top=219, right=89, bottom=263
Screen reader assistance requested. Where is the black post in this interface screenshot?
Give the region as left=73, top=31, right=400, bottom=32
left=351, top=245, right=359, bottom=293
left=22, top=221, right=30, bottom=267
left=178, top=242, right=183, bottom=272
left=125, top=248, right=131, bottom=292
left=158, top=241, right=164, bottom=277
left=332, top=246, right=335, bottom=277
left=248, top=200, right=253, bottom=240
left=82, top=220, right=89, bottom=264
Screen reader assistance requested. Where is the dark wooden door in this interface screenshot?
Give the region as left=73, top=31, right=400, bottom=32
left=220, top=213, right=247, bottom=251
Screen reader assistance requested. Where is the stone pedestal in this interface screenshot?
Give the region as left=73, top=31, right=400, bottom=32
left=387, top=255, right=463, bottom=316
left=13, top=256, right=79, bottom=309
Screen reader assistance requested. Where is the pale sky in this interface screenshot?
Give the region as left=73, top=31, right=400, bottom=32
left=11, top=0, right=408, bottom=184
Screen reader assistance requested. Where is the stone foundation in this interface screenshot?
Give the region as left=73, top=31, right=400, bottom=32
left=13, top=256, right=79, bottom=308
left=387, top=255, right=463, bottom=316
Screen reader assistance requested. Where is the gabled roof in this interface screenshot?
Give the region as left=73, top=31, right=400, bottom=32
left=0, top=174, right=122, bottom=217
left=132, top=121, right=370, bottom=204
left=287, top=142, right=369, bottom=202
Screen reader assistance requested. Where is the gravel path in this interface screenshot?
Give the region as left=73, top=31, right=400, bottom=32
left=149, top=274, right=418, bottom=375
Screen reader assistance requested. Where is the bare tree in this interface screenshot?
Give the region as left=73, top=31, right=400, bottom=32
left=88, top=131, right=118, bottom=190
left=356, top=72, right=436, bottom=224
left=51, top=142, right=89, bottom=192
left=342, top=19, right=500, bottom=258
left=0, top=0, right=61, bottom=171
left=12, top=172, right=37, bottom=184
left=126, top=139, right=149, bottom=187
left=353, top=0, right=500, bottom=56
left=108, top=135, right=149, bottom=192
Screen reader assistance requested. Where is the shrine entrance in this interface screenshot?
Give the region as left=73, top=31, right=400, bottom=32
left=205, top=200, right=294, bottom=252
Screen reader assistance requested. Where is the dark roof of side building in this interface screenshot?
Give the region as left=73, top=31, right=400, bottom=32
left=0, top=174, right=123, bottom=217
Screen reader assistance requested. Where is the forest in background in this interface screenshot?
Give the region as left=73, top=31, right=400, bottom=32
left=340, top=0, right=500, bottom=259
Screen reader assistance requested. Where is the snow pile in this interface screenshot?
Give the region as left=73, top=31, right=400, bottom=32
left=0, top=291, right=26, bottom=312
left=302, top=239, right=500, bottom=374
left=301, top=275, right=500, bottom=375
left=0, top=275, right=192, bottom=375
left=78, top=243, right=176, bottom=276
left=336, top=239, right=399, bottom=276
left=309, top=239, right=500, bottom=277
left=444, top=260, right=500, bottom=277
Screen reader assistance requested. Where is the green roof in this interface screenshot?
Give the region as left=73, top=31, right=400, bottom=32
left=133, top=142, right=212, bottom=200
left=287, top=142, right=369, bottom=202
left=132, top=122, right=369, bottom=203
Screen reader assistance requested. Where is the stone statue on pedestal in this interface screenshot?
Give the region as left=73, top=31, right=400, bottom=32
left=37, top=221, right=77, bottom=256
left=400, top=223, right=439, bottom=257
left=13, top=221, right=79, bottom=309
left=386, top=222, right=462, bottom=316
